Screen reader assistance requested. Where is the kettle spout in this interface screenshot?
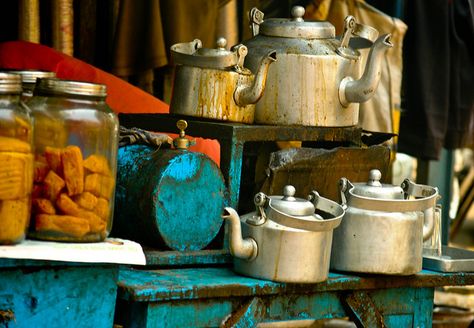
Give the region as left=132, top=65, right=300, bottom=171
left=339, top=34, right=393, bottom=107
left=222, top=207, right=258, bottom=261
left=234, top=50, right=277, bottom=107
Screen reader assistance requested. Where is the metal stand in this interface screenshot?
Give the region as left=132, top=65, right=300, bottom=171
left=118, top=113, right=361, bottom=209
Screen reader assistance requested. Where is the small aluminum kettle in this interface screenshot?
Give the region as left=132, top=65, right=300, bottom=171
left=169, top=38, right=276, bottom=124
left=331, top=169, right=441, bottom=275
left=223, top=185, right=344, bottom=283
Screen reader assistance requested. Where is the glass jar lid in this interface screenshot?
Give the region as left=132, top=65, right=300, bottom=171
left=269, top=185, right=316, bottom=216
left=4, top=70, right=56, bottom=84
left=351, top=169, right=405, bottom=200
left=0, top=72, right=22, bottom=94
left=259, top=6, right=335, bottom=39
left=35, top=78, right=107, bottom=98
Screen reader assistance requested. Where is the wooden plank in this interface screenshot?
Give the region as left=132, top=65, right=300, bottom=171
left=117, top=267, right=474, bottom=303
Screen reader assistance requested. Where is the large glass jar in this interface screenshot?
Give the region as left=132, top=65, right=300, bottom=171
left=0, top=73, right=34, bottom=244
left=28, top=78, right=119, bottom=242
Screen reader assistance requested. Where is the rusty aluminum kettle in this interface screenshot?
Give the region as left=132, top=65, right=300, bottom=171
left=169, top=38, right=276, bottom=124
left=242, top=6, right=393, bottom=127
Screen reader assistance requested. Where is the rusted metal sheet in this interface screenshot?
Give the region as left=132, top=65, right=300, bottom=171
left=261, top=145, right=391, bottom=202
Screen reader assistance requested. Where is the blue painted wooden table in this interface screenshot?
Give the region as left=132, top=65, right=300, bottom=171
left=115, top=267, right=474, bottom=327
left=0, top=259, right=119, bottom=328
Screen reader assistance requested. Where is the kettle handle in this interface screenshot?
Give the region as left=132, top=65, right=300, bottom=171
left=338, top=177, right=353, bottom=209
left=249, top=7, right=264, bottom=37
left=337, top=16, right=379, bottom=59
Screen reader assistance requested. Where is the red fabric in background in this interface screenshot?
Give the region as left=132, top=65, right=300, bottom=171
left=0, top=41, right=220, bottom=165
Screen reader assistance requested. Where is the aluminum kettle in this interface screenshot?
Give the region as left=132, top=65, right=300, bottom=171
left=331, top=169, right=441, bottom=275
left=242, top=6, right=393, bottom=127
left=169, top=38, right=276, bottom=124
left=223, top=185, right=344, bottom=283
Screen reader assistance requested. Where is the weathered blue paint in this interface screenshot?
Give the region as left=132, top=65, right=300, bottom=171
left=113, top=144, right=226, bottom=251
left=116, top=267, right=461, bottom=327
left=144, top=249, right=231, bottom=266
left=115, top=267, right=474, bottom=327
left=413, top=287, right=435, bottom=328
left=117, top=267, right=474, bottom=303
left=0, top=260, right=118, bottom=327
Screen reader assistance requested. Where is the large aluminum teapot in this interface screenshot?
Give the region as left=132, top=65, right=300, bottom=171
left=169, top=38, right=276, bottom=124
left=242, top=6, right=393, bottom=127
left=331, top=169, right=441, bottom=275
left=223, top=185, right=344, bottom=283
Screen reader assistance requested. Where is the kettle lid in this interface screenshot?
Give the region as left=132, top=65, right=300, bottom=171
left=269, top=185, right=317, bottom=216
left=171, top=38, right=246, bottom=69
left=351, top=169, right=405, bottom=200
left=259, top=6, right=335, bottom=39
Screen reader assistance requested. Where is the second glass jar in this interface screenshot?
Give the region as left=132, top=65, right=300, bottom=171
left=28, top=78, right=119, bottom=242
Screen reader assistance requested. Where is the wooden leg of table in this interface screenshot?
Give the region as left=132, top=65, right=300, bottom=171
left=345, top=290, right=386, bottom=327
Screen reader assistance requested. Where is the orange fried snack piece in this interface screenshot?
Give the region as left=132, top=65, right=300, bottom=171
left=34, top=155, right=49, bottom=183
left=62, top=145, right=84, bottom=196
left=84, top=174, right=115, bottom=200
left=73, top=192, right=98, bottom=210
left=43, top=170, right=65, bottom=201
left=35, top=214, right=90, bottom=238
left=32, top=198, right=56, bottom=215
left=56, top=193, right=106, bottom=234
left=83, top=154, right=112, bottom=176
left=94, top=197, right=110, bottom=221
left=44, top=146, right=63, bottom=175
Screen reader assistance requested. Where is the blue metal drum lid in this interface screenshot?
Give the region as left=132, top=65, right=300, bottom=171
left=152, top=151, right=226, bottom=251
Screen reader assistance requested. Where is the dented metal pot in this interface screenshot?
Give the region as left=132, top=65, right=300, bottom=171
left=169, top=38, right=276, bottom=123
left=331, top=169, right=441, bottom=275
left=242, top=6, right=393, bottom=126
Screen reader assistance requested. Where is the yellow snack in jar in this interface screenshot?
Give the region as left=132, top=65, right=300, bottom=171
left=34, top=114, right=68, bottom=152
left=15, top=115, right=33, bottom=143
left=44, top=146, right=63, bottom=175
left=0, top=198, right=30, bottom=244
left=83, top=154, right=112, bottom=176
left=34, top=155, right=49, bottom=183
left=0, top=136, right=31, bottom=153
left=0, top=152, right=34, bottom=200
left=56, top=193, right=105, bottom=234
left=73, top=192, right=98, bottom=210
left=84, top=173, right=115, bottom=200
left=79, top=210, right=106, bottom=234
left=35, top=214, right=90, bottom=238
left=94, top=197, right=110, bottom=221
left=32, top=198, right=56, bottom=215
left=62, top=145, right=84, bottom=196
left=43, top=170, right=66, bottom=201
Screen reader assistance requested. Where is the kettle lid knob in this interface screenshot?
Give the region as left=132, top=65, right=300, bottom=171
left=282, top=185, right=296, bottom=201
left=216, top=37, right=227, bottom=49
left=291, top=6, right=305, bottom=22
left=367, top=169, right=382, bottom=187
